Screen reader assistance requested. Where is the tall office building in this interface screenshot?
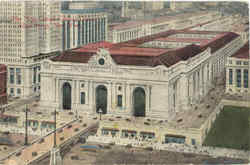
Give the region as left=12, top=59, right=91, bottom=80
left=61, top=2, right=108, bottom=50
left=0, top=1, right=61, bottom=98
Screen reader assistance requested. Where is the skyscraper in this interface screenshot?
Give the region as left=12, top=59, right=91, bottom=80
left=0, top=1, right=61, bottom=98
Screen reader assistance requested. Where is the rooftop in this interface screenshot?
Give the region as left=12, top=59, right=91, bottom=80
left=51, top=30, right=239, bottom=68
left=231, top=42, right=249, bottom=59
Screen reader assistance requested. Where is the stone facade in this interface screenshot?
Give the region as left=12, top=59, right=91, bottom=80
left=40, top=31, right=243, bottom=119
left=226, top=42, right=250, bottom=94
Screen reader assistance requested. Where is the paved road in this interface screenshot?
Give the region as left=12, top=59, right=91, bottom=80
left=1, top=96, right=39, bottom=113
left=1, top=118, right=98, bottom=165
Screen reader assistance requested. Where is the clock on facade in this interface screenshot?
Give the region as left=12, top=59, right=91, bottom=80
left=98, top=58, right=105, bottom=65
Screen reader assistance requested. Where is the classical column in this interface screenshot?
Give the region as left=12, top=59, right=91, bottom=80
left=125, top=82, right=131, bottom=113
left=168, top=84, right=172, bottom=113
left=72, top=80, right=77, bottom=108
left=54, top=78, right=57, bottom=102
left=201, top=66, right=204, bottom=97
left=70, top=20, right=74, bottom=49
left=180, top=74, right=189, bottom=111
left=76, top=80, right=80, bottom=104
left=89, top=20, right=94, bottom=42
left=192, top=73, right=196, bottom=103
left=111, top=82, right=116, bottom=112
left=241, top=69, right=244, bottom=90
left=196, top=71, right=199, bottom=102
left=122, top=82, right=126, bottom=110
left=107, top=82, right=112, bottom=113
left=146, top=85, right=150, bottom=113
left=89, top=80, right=94, bottom=113
left=189, top=75, right=194, bottom=105
left=97, top=18, right=100, bottom=42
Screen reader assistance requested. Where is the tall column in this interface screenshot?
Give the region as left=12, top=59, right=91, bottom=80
left=70, top=20, right=74, bottom=49
left=196, top=71, right=199, bottom=102
left=203, top=65, right=207, bottom=95
left=125, top=82, right=131, bottom=113
left=75, top=21, right=79, bottom=46
left=80, top=19, right=83, bottom=45
left=179, top=75, right=189, bottom=111
left=201, top=66, right=204, bottom=97
left=89, top=80, right=94, bottom=113
left=97, top=18, right=100, bottom=42
left=146, top=86, right=150, bottom=113
left=107, top=82, right=112, bottom=113
left=73, top=80, right=77, bottom=109
left=111, top=82, right=116, bottom=112
left=241, top=69, right=244, bottom=90
left=76, top=80, right=80, bottom=104
left=54, top=78, right=57, bottom=102
left=192, top=73, right=196, bottom=103
left=64, top=21, right=68, bottom=50
left=189, top=75, right=194, bottom=105
left=89, top=20, right=94, bottom=42
left=168, top=84, right=172, bottom=113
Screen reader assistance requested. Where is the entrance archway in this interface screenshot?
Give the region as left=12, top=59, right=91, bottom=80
left=62, top=82, right=71, bottom=110
left=96, top=85, right=107, bottom=114
left=133, top=87, right=146, bottom=117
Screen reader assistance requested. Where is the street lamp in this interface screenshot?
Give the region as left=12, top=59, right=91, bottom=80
left=98, top=108, right=103, bottom=121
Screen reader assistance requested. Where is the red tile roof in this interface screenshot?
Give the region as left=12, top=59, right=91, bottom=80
left=231, top=41, right=249, bottom=59
left=51, top=30, right=239, bottom=67
left=155, top=37, right=210, bottom=44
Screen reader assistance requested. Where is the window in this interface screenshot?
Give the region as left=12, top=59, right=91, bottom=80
left=101, top=129, right=109, bottom=135
left=191, top=139, right=196, bottom=145
left=33, top=67, right=37, bottom=84
left=244, top=69, right=248, bottom=88
left=243, top=61, right=249, bottom=65
left=229, top=60, right=232, bottom=64
left=236, top=69, right=241, bottom=88
left=16, top=68, right=21, bottom=84
left=236, top=61, right=241, bottom=65
left=81, top=83, right=84, bottom=88
left=9, top=68, right=14, bottom=84
left=118, top=86, right=122, bottom=91
left=117, top=95, right=122, bottom=107
left=17, top=88, right=21, bottom=95
left=80, top=92, right=85, bottom=104
left=229, top=69, right=233, bottom=85
left=10, top=88, right=14, bottom=95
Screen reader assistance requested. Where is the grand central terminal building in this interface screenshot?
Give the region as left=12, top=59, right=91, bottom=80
left=40, top=29, right=243, bottom=119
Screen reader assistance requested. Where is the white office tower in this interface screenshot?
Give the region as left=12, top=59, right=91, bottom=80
left=39, top=0, right=62, bottom=54
left=0, top=1, right=62, bottom=98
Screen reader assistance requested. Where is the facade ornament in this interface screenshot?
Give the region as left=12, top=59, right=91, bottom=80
left=43, top=60, right=51, bottom=70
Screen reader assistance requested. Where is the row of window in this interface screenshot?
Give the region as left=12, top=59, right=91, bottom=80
left=229, top=60, right=249, bottom=66
left=101, top=129, right=155, bottom=139
left=80, top=92, right=123, bottom=107
left=27, top=120, right=55, bottom=129
left=9, top=68, right=21, bottom=85
left=101, top=129, right=196, bottom=145
left=229, top=69, right=249, bottom=88
left=10, top=88, right=21, bottom=96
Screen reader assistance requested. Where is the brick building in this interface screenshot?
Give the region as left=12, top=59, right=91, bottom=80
left=0, top=64, right=7, bottom=105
